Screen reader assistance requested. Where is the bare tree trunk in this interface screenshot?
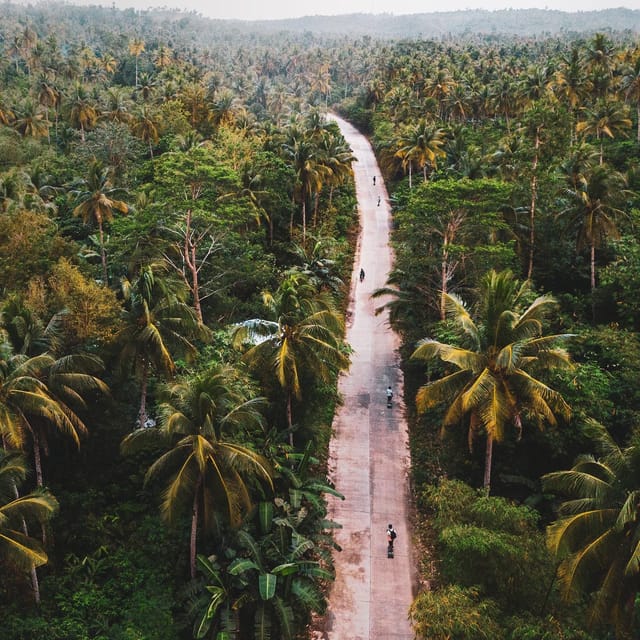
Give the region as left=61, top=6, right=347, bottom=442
left=302, top=200, right=307, bottom=248
left=138, top=360, right=149, bottom=428
left=286, top=392, right=294, bottom=447
left=99, top=222, right=108, bottom=284
left=528, top=128, right=541, bottom=280
left=408, top=163, right=412, bottom=190
left=190, top=478, right=200, bottom=579
left=590, top=242, right=596, bottom=322
left=12, top=482, right=41, bottom=603
left=312, top=191, right=320, bottom=228
left=184, top=210, right=203, bottom=324
left=483, top=434, right=494, bottom=494
left=32, top=430, right=44, bottom=488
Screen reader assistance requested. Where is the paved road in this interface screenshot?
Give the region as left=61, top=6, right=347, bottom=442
left=318, top=115, right=416, bottom=639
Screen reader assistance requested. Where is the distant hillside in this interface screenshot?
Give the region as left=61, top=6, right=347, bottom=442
left=233, top=8, right=640, bottom=37
left=3, top=2, right=640, bottom=40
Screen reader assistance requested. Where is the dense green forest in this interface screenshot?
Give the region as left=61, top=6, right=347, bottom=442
left=1, top=3, right=640, bottom=639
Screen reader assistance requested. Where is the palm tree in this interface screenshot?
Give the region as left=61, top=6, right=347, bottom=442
left=116, top=263, right=208, bottom=429
left=129, top=37, right=145, bottom=87
left=69, top=160, right=129, bottom=283
left=233, top=272, right=349, bottom=447
left=12, top=99, right=49, bottom=139
left=121, top=364, right=273, bottom=578
left=576, top=99, right=632, bottom=165
left=411, top=270, right=573, bottom=492
left=561, top=163, right=628, bottom=303
left=619, top=50, right=640, bottom=143
left=67, top=83, right=98, bottom=141
left=0, top=449, right=58, bottom=602
left=316, top=127, right=355, bottom=212
left=131, top=105, right=159, bottom=158
left=542, top=423, right=640, bottom=639
left=282, top=128, right=327, bottom=245
left=101, top=87, right=132, bottom=124
left=552, top=46, right=587, bottom=142
left=0, top=333, right=107, bottom=488
left=395, top=119, right=446, bottom=188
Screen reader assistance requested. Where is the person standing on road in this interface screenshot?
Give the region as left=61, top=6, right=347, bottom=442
left=377, top=196, right=381, bottom=206
left=359, top=268, right=365, bottom=281
left=373, top=176, right=376, bottom=185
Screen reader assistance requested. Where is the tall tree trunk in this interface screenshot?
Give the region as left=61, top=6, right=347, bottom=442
left=528, top=128, right=541, bottom=280
left=32, top=429, right=44, bottom=488
left=312, top=191, right=319, bottom=228
left=12, top=482, right=41, bottom=603
left=184, top=210, right=203, bottom=324
left=286, top=391, right=294, bottom=447
left=301, top=199, right=307, bottom=248
left=138, top=360, right=149, bottom=428
left=440, top=242, right=449, bottom=321
left=289, top=195, right=295, bottom=240
left=98, top=222, right=108, bottom=284
left=590, top=242, right=596, bottom=321
left=483, top=433, right=494, bottom=494
left=190, top=478, right=201, bottom=579
left=408, top=163, right=412, bottom=190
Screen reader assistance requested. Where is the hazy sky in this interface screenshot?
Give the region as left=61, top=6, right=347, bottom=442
left=62, top=0, right=639, bottom=22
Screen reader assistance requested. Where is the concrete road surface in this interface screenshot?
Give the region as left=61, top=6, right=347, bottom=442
left=316, top=115, right=416, bottom=639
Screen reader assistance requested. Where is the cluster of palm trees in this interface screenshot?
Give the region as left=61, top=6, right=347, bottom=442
left=280, top=113, right=356, bottom=245
left=365, top=34, right=640, bottom=640
left=0, top=298, right=108, bottom=601
left=368, top=36, right=638, bottom=306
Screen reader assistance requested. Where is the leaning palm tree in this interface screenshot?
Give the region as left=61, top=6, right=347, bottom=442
left=233, top=272, right=349, bottom=447
left=69, top=160, right=129, bottom=283
left=0, top=449, right=58, bottom=602
left=411, top=270, right=573, bottom=492
left=121, top=364, right=273, bottom=578
left=542, top=422, right=640, bottom=639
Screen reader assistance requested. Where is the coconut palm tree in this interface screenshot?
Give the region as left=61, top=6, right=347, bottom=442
left=411, top=270, right=573, bottom=492
left=0, top=332, right=107, bottom=488
left=282, top=127, right=327, bottom=245
left=69, top=160, right=129, bottom=283
left=0, top=448, right=58, bottom=602
left=121, top=364, right=273, bottom=578
left=543, top=422, right=640, bottom=639
left=12, top=99, right=49, bottom=139
left=561, top=163, right=628, bottom=305
left=131, top=105, right=159, bottom=158
left=619, top=49, right=640, bottom=143
left=116, top=263, right=208, bottom=429
left=128, top=37, right=145, bottom=87
left=576, top=99, right=632, bottom=165
left=232, top=272, right=349, bottom=447
left=67, top=83, right=98, bottom=141
left=394, top=119, right=446, bottom=188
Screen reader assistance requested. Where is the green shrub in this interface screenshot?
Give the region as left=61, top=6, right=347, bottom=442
left=410, top=585, right=504, bottom=640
